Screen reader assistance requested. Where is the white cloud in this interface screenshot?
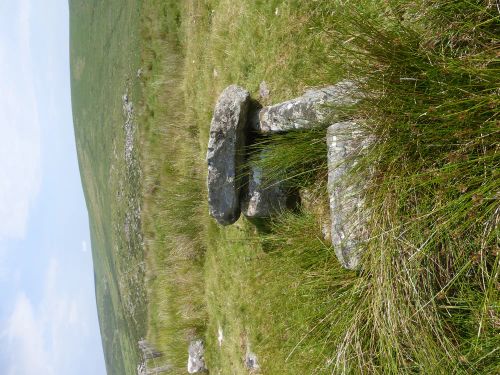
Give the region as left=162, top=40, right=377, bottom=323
left=5, top=293, right=53, bottom=375
left=2, top=259, right=95, bottom=375
left=0, top=0, right=42, bottom=241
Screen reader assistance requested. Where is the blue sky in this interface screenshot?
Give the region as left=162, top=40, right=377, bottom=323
left=0, top=1, right=106, bottom=374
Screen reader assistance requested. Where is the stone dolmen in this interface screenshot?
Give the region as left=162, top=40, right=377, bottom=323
left=206, top=81, right=371, bottom=269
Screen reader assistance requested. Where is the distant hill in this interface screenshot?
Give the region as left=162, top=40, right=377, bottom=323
left=69, top=1, right=145, bottom=374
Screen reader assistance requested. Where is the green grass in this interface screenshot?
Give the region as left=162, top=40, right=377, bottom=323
left=138, top=1, right=207, bottom=371
left=72, top=0, right=499, bottom=374
left=335, top=2, right=500, bottom=372
left=139, top=1, right=498, bottom=374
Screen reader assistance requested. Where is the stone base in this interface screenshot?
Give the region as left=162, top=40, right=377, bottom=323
left=241, top=154, right=287, bottom=218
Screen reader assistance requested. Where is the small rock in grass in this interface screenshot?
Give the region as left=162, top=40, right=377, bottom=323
left=217, top=325, right=224, bottom=347
left=187, top=340, right=207, bottom=374
left=207, top=85, right=251, bottom=225
left=245, top=350, right=260, bottom=372
left=254, top=80, right=359, bottom=133
left=327, top=121, right=373, bottom=269
left=259, top=81, right=270, bottom=99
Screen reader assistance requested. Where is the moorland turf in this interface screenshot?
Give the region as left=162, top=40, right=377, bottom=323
left=72, top=1, right=499, bottom=374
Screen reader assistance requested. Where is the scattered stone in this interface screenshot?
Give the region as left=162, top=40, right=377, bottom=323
left=327, top=122, right=372, bottom=269
left=217, top=325, right=224, bottom=347
left=138, top=339, right=162, bottom=359
left=137, top=362, right=146, bottom=375
left=187, top=340, right=207, bottom=374
left=122, top=93, right=133, bottom=116
left=321, top=223, right=331, bottom=242
left=207, top=85, right=251, bottom=225
left=253, top=80, right=359, bottom=133
left=241, top=157, right=287, bottom=218
left=259, top=81, right=270, bottom=99
left=122, top=90, right=135, bottom=166
left=137, top=359, right=172, bottom=374
left=245, top=350, right=260, bottom=372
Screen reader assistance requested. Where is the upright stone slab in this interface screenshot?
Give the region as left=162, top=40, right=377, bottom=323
left=207, top=85, right=250, bottom=225
left=241, top=159, right=287, bottom=218
left=254, top=80, right=358, bottom=133
left=327, top=122, right=372, bottom=269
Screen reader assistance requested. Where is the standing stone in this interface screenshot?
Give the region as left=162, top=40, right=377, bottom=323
left=241, top=153, right=287, bottom=218
left=327, top=122, right=372, bottom=269
left=207, top=85, right=251, bottom=225
left=253, top=80, right=358, bottom=133
left=187, top=340, right=207, bottom=374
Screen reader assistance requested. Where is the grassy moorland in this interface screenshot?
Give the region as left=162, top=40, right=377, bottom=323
left=69, top=1, right=146, bottom=374
left=72, top=0, right=499, bottom=374
left=139, top=1, right=499, bottom=374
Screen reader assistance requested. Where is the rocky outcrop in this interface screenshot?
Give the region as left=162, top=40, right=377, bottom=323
left=207, top=85, right=251, bottom=225
left=327, top=122, right=372, bottom=269
left=187, top=340, right=207, bottom=374
left=253, top=80, right=358, bottom=133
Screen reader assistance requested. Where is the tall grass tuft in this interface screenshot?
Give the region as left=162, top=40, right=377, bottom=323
left=138, top=1, right=208, bottom=371
left=243, top=1, right=499, bottom=372
left=318, top=1, right=499, bottom=372
left=246, top=126, right=329, bottom=190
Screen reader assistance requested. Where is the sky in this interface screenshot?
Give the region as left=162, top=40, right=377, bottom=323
left=0, top=1, right=106, bottom=374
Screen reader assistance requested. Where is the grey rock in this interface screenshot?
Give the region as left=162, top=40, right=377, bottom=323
left=138, top=339, right=162, bottom=359
left=327, top=122, right=372, bottom=269
left=187, top=340, right=207, bottom=374
left=207, top=85, right=251, bottom=225
left=245, top=350, right=260, bottom=372
left=254, top=80, right=359, bottom=133
left=259, top=81, right=270, bottom=99
left=241, top=154, right=287, bottom=218
left=217, top=324, right=224, bottom=347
